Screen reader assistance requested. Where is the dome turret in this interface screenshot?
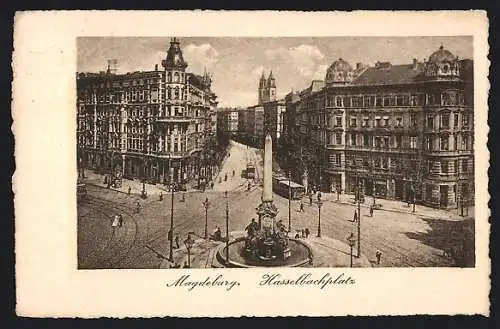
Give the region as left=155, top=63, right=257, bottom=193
left=424, top=45, right=460, bottom=79
left=325, top=58, right=354, bottom=85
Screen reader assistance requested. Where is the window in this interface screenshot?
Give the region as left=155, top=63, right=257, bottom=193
left=362, top=117, right=369, bottom=127
left=350, top=117, right=357, bottom=127
left=395, top=135, right=402, bottom=148
left=441, top=161, right=449, bottom=174
left=344, top=97, right=351, bottom=108
left=410, top=95, right=418, bottom=106
left=410, top=136, right=418, bottom=149
left=462, top=159, right=468, bottom=173
left=462, top=134, right=469, bottom=150
left=375, top=97, right=383, bottom=107
left=335, top=133, right=342, bottom=145
left=428, top=160, right=433, bottom=174
left=440, top=136, right=449, bottom=151
left=410, top=113, right=417, bottom=127
left=441, top=113, right=450, bottom=128
left=383, top=97, right=391, bottom=107
left=167, top=72, right=172, bottom=83
left=383, top=117, right=389, bottom=127
left=425, top=136, right=432, bottom=150
left=427, top=115, right=434, bottom=129
left=462, top=113, right=470, bottom=127
left=395, top=117, right=403, bottom=127
left=454, top=113, right=459, bottom=128
left=375, top=117, right=381, bottom=127
left=174, top=72, right=180, bottom=83
left=352, top=97, right=362, bottom=107
left=363, top=134, right=370, bottom=147
left=335, top=154, right=341, bottom=165
left=382, top=157, right=389, bottom=169
left=363, top=96, right=372, bottom=107
left=350, top=133, right=357, bottom=146
left=335, top=117, right=342, bottom=127
left=335, top=97, right=342, bottom=107
left=454, top=160, right=459, bottom=174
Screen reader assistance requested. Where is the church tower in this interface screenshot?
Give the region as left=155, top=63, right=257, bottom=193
left=258, top=71, right=266, bottom=105
left=267, top=70, right=276, bottom=102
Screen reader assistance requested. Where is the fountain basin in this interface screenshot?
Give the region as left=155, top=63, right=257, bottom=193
left=216, top=237, right=313, bottom=268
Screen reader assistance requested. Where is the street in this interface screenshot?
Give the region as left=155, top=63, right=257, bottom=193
left=78, top=140, right=474, bottom=269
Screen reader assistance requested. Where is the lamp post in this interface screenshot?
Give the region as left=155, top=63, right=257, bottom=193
left=288, top=170, right=292, bottom=232
left=412, top=182, right=416, bottom=213
left=184, top=234, right=195, bottom=268
left=347, top=232, right=356, bottom=267
left=356, top=180, right=362, bottom=258
left=203, top=196, right=210, bottom=239
left=224, top=191, right=229, bottom=263
left=168, top=155, right=175, bottom=262
left=317, top=192, right=323, bottom=237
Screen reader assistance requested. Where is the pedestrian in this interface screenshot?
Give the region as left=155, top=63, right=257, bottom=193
left=294, top=231, right=301, bottom=239
left=135, top=201, right=141, bottom=213
left=232, top=169, right=235, bottom=177
left=369, top=205, right=374, bottom=217
left=224, top=173, right=228, bottom=181
left=353, top=210, right=358, bottom=222
left=210, top=181, right=214, bottom=189
left=375, top=250, right=382, bottom=265
left=299, top=199, right=304, bottom=212
left=309, top=193, right=313, bottom=206
left=118, top=214, right=124, bottom=227
left=305, top=228, right=310, bottom=238
left=159, top=191, right=163, bottom=201
left=175, top=234, right=180, bottom=249
left=183, top=261, right=189, bottom=268
left=128, top=186, right=131, bottom=195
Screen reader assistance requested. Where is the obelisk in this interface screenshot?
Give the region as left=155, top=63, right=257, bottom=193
left=262, top=134, right=273, bottom=202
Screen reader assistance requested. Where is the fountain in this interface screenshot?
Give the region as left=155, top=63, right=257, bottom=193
left=217, top=134, right=312, bottom=267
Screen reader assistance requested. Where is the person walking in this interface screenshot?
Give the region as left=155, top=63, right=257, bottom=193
left=353, top=210, right=358, bottom=222
left=159, top=191, right=163, bottom=201
left=128, top=186, right=131, bottom=195
left=118, top=214, right=124, bottom=227
left=299, top=199, right=304, bottom=212
left=375, top=250, right=382, bottom=265
left=304, top=228, right=310, bottom=238
left=309, top=193, right=313, bottom=206
left=369, top=205, right=374, bottom=217
left=175, top=234, right=180, bottom=249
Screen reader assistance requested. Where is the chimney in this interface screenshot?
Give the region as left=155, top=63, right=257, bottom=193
left=356, top=62, right=363, bottom=70
left=412, top=58, right=418, bottom=69
left=155, top=64, right=158, bottom=71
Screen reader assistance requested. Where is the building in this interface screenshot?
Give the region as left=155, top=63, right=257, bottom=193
left=235, top=71, right=286, bottom=147
left=288, top=46, right=474, bottom=209
left=76, top=37, right=218, bottom=186
left=258, top=71, right=277, bottom=105
left=217, top=108, right=239, bottom=138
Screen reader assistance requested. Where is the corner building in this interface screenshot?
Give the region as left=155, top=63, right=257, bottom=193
left=290, top=46, right=474, bottom=209
left=77, top=38, right=218, bottom=185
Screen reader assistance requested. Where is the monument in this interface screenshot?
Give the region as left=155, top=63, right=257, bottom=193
left=244, top=134, right=291, bottom=261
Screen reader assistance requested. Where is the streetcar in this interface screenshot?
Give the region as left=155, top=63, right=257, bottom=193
left=272, top=175, right=305, bottom=200
left=244, top=163, right=256, bottom=179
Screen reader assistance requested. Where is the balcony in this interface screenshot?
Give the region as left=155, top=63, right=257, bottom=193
left=155, top=151, right=189, bottom=158
left=424, top=149, right=471, bottom=156
left=156, top=116, right=193, bottom=123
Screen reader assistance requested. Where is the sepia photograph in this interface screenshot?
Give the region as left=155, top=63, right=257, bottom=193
left=76, top=36, right=475, bottom=269
left=14, top=11, right=489, bottom=317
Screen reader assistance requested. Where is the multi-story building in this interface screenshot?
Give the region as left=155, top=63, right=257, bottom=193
left=76, top=37, right=218, bottom=186
left=289, top=46, right=474, bottom=209
left=217, top=108, right=239, bottom=138
left=235, top=71, right=286, bottom=147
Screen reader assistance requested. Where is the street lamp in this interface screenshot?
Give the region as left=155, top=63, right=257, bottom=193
left=288, top=170, right=292, bottom=232
left=356, top=180, right=362, bottom=258
left=224, top=191, right=229, bottom=263
left=184, top=234, right=195, bottom=268
left=347, top=232, right=356, bottom=267
left=317, top=192, right=323, bottom=237
left=203, top=196, right=210, bottom=239
left=168, top=155, right=175, bottom=262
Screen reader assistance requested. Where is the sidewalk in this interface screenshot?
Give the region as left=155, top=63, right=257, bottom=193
left=319, top=192, right=473, bottom=221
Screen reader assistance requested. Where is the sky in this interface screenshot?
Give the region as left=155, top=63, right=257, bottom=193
left=77, top=36, right=473, bottom=108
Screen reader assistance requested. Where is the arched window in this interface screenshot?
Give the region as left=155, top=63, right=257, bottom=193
left=174, top=72, right=180, bottom=83
left=174, top=87, right=179, bottom=99
left=335, top=96, right=342, bottom=107
left=167, top=72, right=172, bottom=83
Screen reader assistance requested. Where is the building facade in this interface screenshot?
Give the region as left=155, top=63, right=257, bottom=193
left=289, top=46, right=474, bottom=209
left=217, top=108, right=240, bottom=138
left=77, top=37, right=218, bottom=186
